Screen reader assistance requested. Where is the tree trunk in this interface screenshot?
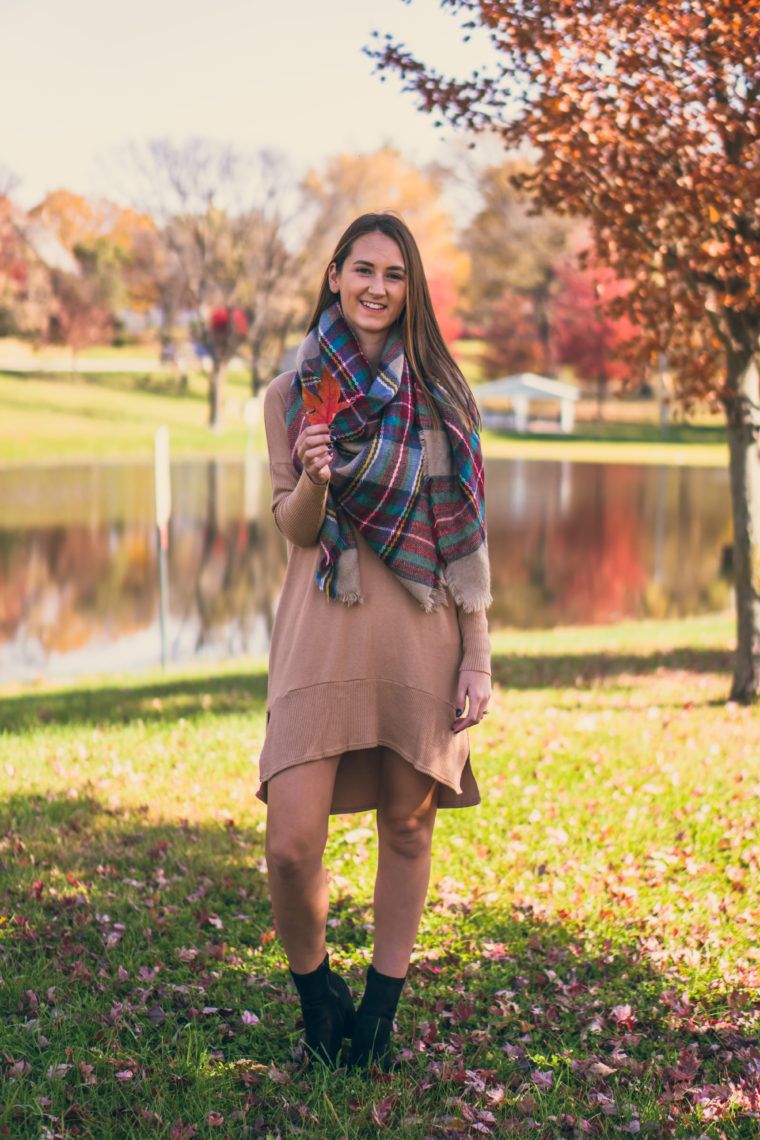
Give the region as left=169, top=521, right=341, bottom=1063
left=725, top=354, right=760, bottom=702
left=250, top=346, right=262, bottom=397
left=208, top=360, right=227, bottom=431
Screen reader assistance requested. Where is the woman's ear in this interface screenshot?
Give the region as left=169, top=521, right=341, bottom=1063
left=327, top=262, right=340, bottom=294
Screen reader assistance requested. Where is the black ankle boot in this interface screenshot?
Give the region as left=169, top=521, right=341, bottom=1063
left=290, top=954, right=355, bottom=1067
left=349, top=964, right=406, bottom=1071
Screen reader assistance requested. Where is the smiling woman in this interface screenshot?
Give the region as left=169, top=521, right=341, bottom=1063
left=256, top=211, right=492, bottom=1073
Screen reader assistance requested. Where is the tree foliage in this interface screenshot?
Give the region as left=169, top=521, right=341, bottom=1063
left=120, top=139, right=304, bottom=427
left=462, top=160, right=575, bottom=333
left=551, top=253, right=637, bottom=397
left=371, top=0, right=760, bottom=699
left=372, top=1, right=760, bottom=395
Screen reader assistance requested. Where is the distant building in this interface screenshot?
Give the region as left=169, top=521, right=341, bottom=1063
left=474, top=372, right=580, bottom=434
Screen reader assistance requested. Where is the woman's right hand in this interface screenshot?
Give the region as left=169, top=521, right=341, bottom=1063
left=295, top=423, right=333, bottom=486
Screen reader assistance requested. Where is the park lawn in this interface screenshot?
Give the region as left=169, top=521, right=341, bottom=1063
left=0, top=369, right=257, bottom=463
left=1, top=367, right=729, bottom=467
left=481, top=426, right=728, bottom=468
left=1, top=613, right=759, bottom=1138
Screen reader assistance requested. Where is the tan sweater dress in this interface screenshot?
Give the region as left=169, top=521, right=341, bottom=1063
left=256, top=370, right=491, bottom=813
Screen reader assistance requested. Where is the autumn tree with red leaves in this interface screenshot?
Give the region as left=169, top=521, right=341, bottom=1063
left=372, top=0, right=760, bottom=700
left=551, top=257, right=637, bottom=410
left=481, top=288, right=549, bottom=377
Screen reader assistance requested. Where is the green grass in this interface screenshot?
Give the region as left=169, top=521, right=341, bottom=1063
left=0, top=364, right=729, bottom=466
left=482, top=420, right=728, bottom=467
left=0, top=368, right=259, bottom=463
left=2, top=613, right=759, bottom=1137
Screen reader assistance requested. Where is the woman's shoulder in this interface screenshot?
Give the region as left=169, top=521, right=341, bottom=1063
left=264, top=370, right=296, bottom=413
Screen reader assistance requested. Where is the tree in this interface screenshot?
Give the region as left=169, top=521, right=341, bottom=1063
left=0, top=196, right=29, bottom=335
left=235, top=152, right=310, bottom=394
left=462, top=160, right=576, bottom=343
left=119, top=139, right=303, bottom=428
left=47, top=252, right=115, bottom=366
left=551, top=255, right=637, bottom=411
left=30, top=190, right=164, bottom=343
left=480, top=287, right=549, bottom=377
left=372, top=0, right=760, bottom=701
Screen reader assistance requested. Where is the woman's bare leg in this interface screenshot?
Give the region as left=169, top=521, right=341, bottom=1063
left=373, top=750, right=439, bottom=978
left=265, top=756, right=341, bottom=974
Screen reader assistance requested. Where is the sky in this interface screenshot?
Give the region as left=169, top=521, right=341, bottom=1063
left=1, top=0, right=499, bottom=209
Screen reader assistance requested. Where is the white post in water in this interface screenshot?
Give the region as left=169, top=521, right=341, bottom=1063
left=154, top=426, right=171, bottom=669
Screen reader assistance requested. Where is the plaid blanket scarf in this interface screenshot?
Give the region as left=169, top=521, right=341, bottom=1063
left=286, top=302, right=491, bottom=612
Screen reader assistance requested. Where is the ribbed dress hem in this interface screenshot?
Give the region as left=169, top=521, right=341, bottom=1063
left=256, top=677, right=481, bottom=814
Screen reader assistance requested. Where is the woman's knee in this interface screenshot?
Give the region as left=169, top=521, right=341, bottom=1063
left=265, top=825, right=324, bottom=881
left=378, top=810, right=435, bottom=861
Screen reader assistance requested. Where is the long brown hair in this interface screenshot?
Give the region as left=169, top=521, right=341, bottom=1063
left=308, top=212, right=478, bottom=430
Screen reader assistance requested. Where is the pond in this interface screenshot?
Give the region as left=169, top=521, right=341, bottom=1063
left=0, top=457, right=733, bottom=684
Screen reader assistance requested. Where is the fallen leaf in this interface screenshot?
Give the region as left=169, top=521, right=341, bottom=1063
left=169, top=1123, right=198, bottom=1140
left=46, top=1063, right=73, bottom=1079
left=516, top=1093, right=537, bottom=1115
left=589, top=1062, right=617, bottom=1077
left=372, top=1095, right=396, bottom=1127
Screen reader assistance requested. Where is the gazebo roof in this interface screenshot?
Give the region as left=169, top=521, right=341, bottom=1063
left=475, top=373, right=580, bottom=403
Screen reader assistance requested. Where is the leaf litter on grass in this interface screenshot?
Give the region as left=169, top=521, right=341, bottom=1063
left=1, top=616, right=759, bottom=1137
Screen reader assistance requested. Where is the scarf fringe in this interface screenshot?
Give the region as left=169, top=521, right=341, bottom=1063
left=444, top=548, right=493, bottom=614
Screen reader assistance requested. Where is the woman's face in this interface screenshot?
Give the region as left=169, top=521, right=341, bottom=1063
left=328, top=232, right=407, bottom=343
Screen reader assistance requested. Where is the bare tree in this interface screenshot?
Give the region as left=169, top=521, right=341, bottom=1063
left=113, top=138, right=304, bottom=428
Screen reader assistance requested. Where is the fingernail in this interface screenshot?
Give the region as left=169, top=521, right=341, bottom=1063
left=455, top=709, right=463, bottom=717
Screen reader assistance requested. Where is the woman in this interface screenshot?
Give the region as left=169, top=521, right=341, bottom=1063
left=258, top=212, right=491, bottom=1070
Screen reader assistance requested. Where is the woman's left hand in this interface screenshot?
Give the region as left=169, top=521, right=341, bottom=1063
left=452, top=670, right=492, bottom=733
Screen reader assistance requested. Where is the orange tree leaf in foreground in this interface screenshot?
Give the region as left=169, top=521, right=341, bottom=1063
left=371, top=0, right=760, bottom=701
left=302, top=365, right=354, bottom=426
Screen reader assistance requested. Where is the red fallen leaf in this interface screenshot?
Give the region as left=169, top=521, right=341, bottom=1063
left=482, top=941, right=508, bottom=961
left=372, top=1095, right=396, bottom=1128
left=78, top=1061, right=97, bottom=1086
left=70, top=960, right=93, bottom=983
left=302, top=365, right=354, bottom=425
left=169, top=1123, right=197, bottom=1140
left=138, top=1108, right=163, bottom=1128
left=516, top=1092, right=537, bottom=1115
left=452, top=1001, right=475, bottom=1024
left=664, top=1046, right=701, bottom=1083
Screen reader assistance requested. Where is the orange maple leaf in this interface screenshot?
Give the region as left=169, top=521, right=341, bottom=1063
left=301, top=366, right=354, bottom=425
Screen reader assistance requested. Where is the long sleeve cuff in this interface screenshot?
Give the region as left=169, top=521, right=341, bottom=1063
left=458, top=608, right=492, bottom=674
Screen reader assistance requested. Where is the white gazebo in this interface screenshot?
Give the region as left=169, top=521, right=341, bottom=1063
left=475, top=372, right=580, bottom=434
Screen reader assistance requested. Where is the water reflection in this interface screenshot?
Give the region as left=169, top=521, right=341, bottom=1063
left=0, top=457, right=733, bottom=683
left=485, top=458, right=732, bottom=627
left=0, top=458, right=287, bottom=683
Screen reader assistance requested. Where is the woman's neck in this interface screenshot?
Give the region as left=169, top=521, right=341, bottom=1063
left=355, top=330, right=386, bottom=375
